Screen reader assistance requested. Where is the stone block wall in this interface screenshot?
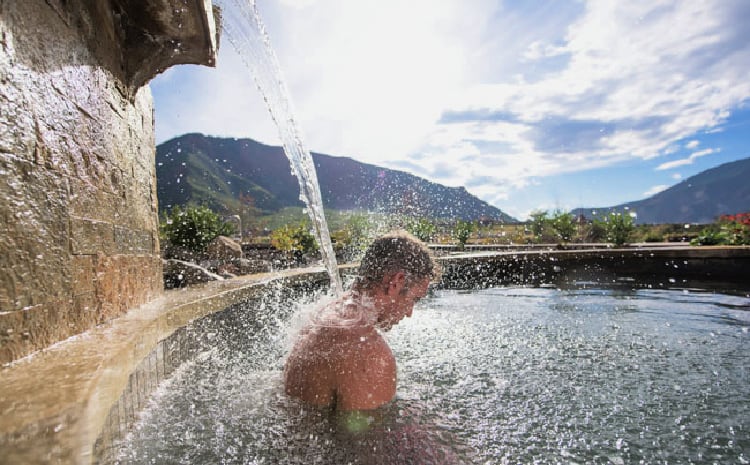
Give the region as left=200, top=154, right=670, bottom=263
left=0, top=0, right=166, bottom=365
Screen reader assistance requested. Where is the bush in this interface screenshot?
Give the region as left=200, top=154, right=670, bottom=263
left=550, top=211, right=576, bottom=244
left=406, top=218, right=437, bottom=243
left=452, top=220, right=475, bottom=249
left=270, top=222, right=319, bottom=255
left=599, top=212, right=635, bottom=246
left=331, top=213, right=374, bottom=262
left=691, top=213, right=750, bottom=246
left=529, top=210, right=548, bottom=242
left=160, top=205, right=235, bottom=253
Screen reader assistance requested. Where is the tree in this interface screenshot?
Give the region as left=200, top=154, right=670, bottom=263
left=270, top=222, right=319, bottom=255
left=550, top=210, right=576, bottom=244
left=529, top=210, right=548, bottom=241
left=530, top=210, right=549, bottom=239
left=452, top=220, right=474, bottom=250
left=331, top=213, right=374, bottom=262
left=160, top=205, right=235, bottom=253
left=406, top=218, right=436, bottom=243
left=600, top=212, right=635, bottom=246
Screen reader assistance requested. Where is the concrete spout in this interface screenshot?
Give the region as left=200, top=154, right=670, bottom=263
left=114, top=0, right=221, bottom=94
left=71, top=0, right=221, bottom=95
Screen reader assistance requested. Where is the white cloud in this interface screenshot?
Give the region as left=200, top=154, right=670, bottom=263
left=643, top=184, right=670, bottom=197
left=152, top=0, right=750, bottom=216
left=656, top=148, right=717, bottom=170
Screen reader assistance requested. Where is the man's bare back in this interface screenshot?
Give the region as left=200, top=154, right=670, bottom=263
left=284, top=312, right=397, bottom=410
left=283, top=232, right=437, bottom=413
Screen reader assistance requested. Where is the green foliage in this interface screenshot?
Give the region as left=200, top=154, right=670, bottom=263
left=270, top=222, right=319, bottom=254
left=529, top=210, right=548, bottom=241
left=583, top=221, right=607, bottom=243
left=643, top=233, right=664, bottom=243
left=160, top=205, right=235, bottom=253
left=406, top=218, right=437, bottom=243
left=331, top=213, right=375, bottom=261
left=550, top=210, right=576, bottom=244
left=691, top=214, right=750, bottom=245
left=690, top=228, right=725, bottom=246
left=452, top=220, right=475, bottom=249
left=598, top=212, right=635, bottom=246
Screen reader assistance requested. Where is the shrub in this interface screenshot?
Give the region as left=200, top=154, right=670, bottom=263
left=452, top=220, right=475, bottom=249
left=160, top=205, right=235, bottom=253
left=406, top=218, right=437, bottom=243
left=692, top=212, right=750, bottom=245
left=599, top=212, right=635, bottom=246
left=270, top=222, right=319, bottom=255
left=529, top=210, right=548, bottom=242
left=550, top=211, right=576, bottom=244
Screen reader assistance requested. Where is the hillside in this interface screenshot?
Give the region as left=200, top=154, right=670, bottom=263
left=156, top=133, right=516, bottom=222
left=571, top=157, right=750, bottom=224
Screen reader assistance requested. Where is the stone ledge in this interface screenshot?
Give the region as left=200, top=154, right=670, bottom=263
left=438, top=246, right=750, bottom=290
left=0, top=266, right=330, bottom=465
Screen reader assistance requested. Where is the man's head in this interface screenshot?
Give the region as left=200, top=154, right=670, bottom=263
left=355, top=230, right=438, bottom=293
left=353, top=231, right=439, bottom=329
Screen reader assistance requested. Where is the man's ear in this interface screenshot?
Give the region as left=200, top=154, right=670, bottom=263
left=386, top=271, right=407, bottom=294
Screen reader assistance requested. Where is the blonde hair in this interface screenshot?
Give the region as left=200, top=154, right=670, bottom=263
left=354, top=230, right=439, bottom=291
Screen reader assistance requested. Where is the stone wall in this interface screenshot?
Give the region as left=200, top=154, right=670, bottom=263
left=0, top=0, right=217, bottom=365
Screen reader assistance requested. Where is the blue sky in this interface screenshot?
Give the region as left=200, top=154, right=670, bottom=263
left=150, top=0, right=750, bottom=220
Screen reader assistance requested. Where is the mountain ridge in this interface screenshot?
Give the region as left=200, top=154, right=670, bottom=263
left=571, top=157, right=750, bottom=224
left=156, top=133, right=517, bottom=222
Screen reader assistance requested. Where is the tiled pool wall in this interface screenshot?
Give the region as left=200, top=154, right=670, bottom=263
left=92, top=276, right=330, bottom=464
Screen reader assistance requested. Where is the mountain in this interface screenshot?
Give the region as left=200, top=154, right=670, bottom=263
left=156, top=133, right=516, bottom=222
left=571, top=157, right=750, bottom=224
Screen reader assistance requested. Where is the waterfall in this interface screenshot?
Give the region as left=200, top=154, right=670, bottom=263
left=219, top=0, right=343, bottom=295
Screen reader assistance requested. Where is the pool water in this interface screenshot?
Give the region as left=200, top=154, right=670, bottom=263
left=115, top=286, right=749, bottom=464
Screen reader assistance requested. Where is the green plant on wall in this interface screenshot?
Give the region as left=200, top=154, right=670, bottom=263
left=529, top=210, right=548, bottom=242
left=270, top=222, right=319, bottom=254
left=406, top=218, right=437, bottom=243
left=331, top=213, right=375, bottom=262
left=550, top=210, right=576, bottom=244
left=691, top=212, right=750, bottom=246
left=160, top=205, right=235, bottom=253
left=452, top=220, right=474, bottom=249
left=599, top=211, right=635, bottom=246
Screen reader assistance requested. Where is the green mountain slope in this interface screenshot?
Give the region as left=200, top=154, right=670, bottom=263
left=156, top=133, right=517, bottom=222
left=571, top=157, right=750, bottom=224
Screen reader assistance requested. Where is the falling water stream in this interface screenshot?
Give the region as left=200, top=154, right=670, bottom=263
left=219, top=0, right=343, bottom=295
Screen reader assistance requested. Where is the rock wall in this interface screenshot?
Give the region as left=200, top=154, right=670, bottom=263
left=0, top=0, right=165, bottom=364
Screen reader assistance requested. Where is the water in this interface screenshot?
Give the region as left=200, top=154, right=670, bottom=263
left=219, top=0, right=343, bottom=294
left=115, top=286, right=749, bottom=464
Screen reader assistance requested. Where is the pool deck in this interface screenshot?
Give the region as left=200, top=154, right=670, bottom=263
left=0, top=245, right=748, bottom=464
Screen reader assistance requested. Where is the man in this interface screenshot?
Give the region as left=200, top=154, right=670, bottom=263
left=284, top=231, right=438, bottom=412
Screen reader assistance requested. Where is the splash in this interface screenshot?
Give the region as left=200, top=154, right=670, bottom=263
left=219, top=0, right=343, bottom=295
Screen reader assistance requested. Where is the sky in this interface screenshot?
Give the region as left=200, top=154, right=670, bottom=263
left=150, top=0, right=750, bottom=221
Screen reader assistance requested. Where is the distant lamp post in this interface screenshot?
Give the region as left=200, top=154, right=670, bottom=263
left=228, top=214, right=242, bottom=243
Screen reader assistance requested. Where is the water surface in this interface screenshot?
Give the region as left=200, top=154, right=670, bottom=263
left=116, top=286, right=750, bottom=464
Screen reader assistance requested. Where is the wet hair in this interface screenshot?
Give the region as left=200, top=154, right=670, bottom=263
left=354, top=230, right=439, bottom=291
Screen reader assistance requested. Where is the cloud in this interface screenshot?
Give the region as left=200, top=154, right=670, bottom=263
left=656, top=148, right=717, bottom=170
left=643, top=184, right=670, bottom=197
left=403, top=0, right=750, bottom=200
left=153, top=0, right=750, bottom=216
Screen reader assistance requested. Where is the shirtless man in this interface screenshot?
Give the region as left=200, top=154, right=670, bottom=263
left=284, top=231, right=438, bottom=412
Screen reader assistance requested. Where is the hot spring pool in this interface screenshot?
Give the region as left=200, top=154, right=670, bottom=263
left=114, top=286, right=749, bottom=464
